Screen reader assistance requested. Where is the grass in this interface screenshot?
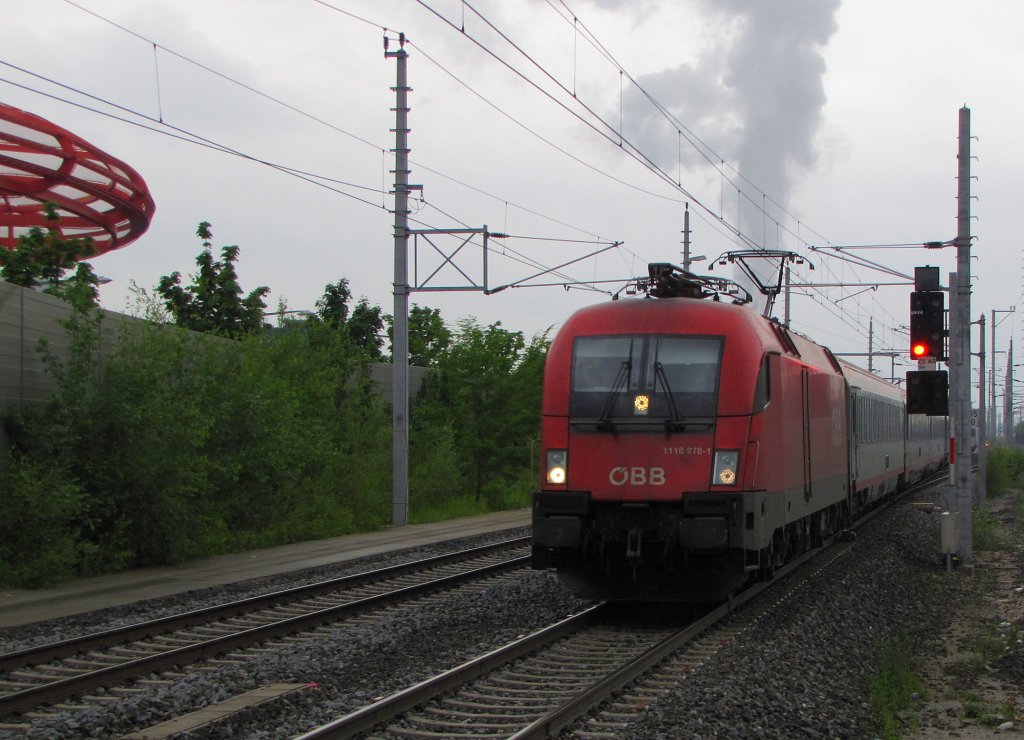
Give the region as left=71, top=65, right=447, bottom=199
left=907, top=450, right=1024, bottom=734
left=409, top=487, right=531, bottom=525
left=870, top=630, right=924, bottom=739
left=975, top=447, right=1024, bottom=551
left=972, top=507, right=1007, bottom=551
left=963, top=694, right=1016, bottom=727
left=960, top=620, right=1020, bottom=678
left=986, top=446, right=1024, bottom=497
left=410, top=495, right=498, bottom=524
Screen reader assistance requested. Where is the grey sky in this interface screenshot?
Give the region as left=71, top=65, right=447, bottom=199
left=1, top=0, right=1020, bottom=391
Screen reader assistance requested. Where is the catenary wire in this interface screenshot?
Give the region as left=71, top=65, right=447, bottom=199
left=491, top=0, right=910, bottom=348
left=31, top=1, right=623, bottom=295
left=47, top=0, right=906, bottom=350
left=57, top=0, right=613, bottom=253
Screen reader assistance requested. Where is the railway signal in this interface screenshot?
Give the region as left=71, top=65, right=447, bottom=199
left=906, top=369, right=949, bottom=415
left=910, top=290, right=945, bottom=361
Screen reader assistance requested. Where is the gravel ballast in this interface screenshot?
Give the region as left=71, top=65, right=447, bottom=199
left=0, top=528, right=532, bottom=655
left=2, top=497, right=963, bottom=738
left=1, top=526, right=595, bottom=739
left=612, top=497, right=959, bottom=738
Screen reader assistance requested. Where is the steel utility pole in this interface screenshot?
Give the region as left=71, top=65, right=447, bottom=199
left=868, top=319, right=874, bottom=373
left=1006, top=340, right=1015, bottom=442
left=680, top=203, right=707, bottom=275
left=975, top=313, right=986, bottom=506
left=387, top=34, right=412, bottom=526
left=682, top=203, right=692, bottom=271
left=991, top=311, right=997, bottom=438
left=953, top=106, right=973, bottom=559
left=949, top=269, right=960, bottom=508
left=386, top=37, right=488, bottom=526
left=783, top=264, right=792, bottom=328
left=991, top=307, right=1015, bottom=438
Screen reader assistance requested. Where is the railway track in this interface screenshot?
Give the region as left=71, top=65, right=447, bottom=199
left=297, top=475, right=947, bottom=739
left=0, top=537, right=530, bottom=722
left=293, top=544, right=836, bottom=739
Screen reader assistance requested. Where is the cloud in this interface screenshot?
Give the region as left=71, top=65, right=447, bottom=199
left=622, top=0, right=840, bottom=215
left=717, top=0, right=840, bottom=200
left=618, top=0, right=839, bottom=306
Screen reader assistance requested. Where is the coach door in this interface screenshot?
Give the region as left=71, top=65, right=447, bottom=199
left=802, top=368, right=811, bottom=501
left=849, top=387, right=859, bottom=483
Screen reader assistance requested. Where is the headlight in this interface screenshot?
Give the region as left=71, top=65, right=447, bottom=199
left=546, top=449, right=567, bottom=485
left=712, top=450, right=740, bottom=486
left=633, top=394, right=650, bottom=415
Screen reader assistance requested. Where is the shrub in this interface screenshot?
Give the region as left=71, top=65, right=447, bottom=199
left=986, top=446, right=1024, bottom=497
left=2, top=291, right=545, bottom=586
left=0, top=459, right=90, bottom=587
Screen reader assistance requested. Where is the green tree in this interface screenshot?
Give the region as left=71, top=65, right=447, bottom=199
left=0, top=202, right=98, bottom=307
left=408, top=305, right=452, bottom=367
left=156, top=222, right=269, bottom=338
left=314, top=278, right=352, bottom=328
left=2, top=282, right=397, bottom=583
left=348, top=298, right=385, bottom=359
left=310, top=278, right=385, bottom=359
left=416, top=318, right=547, bottom=504
left=384, top=304, right=453, bottom=367
left=1, top=262, right=547, bottom=586
left=50, top=262, right=102, bottom=313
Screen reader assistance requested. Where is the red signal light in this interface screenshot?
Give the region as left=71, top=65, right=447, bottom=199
left=910, top=290, right=945, bottom=361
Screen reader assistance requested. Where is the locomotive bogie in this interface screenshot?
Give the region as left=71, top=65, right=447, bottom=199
left=532, top=486, right=849, bottom=600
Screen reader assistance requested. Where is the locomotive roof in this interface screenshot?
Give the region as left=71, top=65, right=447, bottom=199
left=558, top=295, right=804, bottom=350
left=553, top=295, right=840, bottom=377
left=559, top=294, right=766, bottom=334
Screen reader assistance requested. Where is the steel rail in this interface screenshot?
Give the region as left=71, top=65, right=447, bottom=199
left=0, top=545, right=530, bottom=718
left=295, top=473, right=949, bottom=739
left=0, top=535, right=529, bottom=672
left=512, top=472, right=950, bottom=738
left=510, top=541, right=835, bottom=739
left=293, top=544, right=830, bottom=740
left=291, top=604, right=609, bottom=739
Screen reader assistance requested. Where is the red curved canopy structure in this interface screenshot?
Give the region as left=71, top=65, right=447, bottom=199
left=0, top=102, right=155, bottom=255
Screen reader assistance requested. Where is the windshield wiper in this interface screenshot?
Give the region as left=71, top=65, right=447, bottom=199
left=654, top=362, right=717, bottom=431
left=653, top=361, right=683, bottom=425
left=597, top=360, right=631, bottom=431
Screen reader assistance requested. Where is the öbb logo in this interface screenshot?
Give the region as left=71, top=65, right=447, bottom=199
left=609, top=467, right=666, bottom=486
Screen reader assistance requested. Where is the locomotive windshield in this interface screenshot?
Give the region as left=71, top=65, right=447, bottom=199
left=570, top=335, right=722, bottom=427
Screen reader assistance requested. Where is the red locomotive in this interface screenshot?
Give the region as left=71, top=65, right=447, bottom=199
left=532, top=263, right=947, bottom=600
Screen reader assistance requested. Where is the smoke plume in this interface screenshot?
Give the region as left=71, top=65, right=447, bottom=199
left=619, top=0, right=840, bottom=307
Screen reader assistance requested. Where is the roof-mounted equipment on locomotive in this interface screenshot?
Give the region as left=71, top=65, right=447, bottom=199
left=618, top=262, right=753, bottom=303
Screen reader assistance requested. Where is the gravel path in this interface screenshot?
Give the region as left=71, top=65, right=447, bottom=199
left=907, top=492, right=1024, bottom=737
